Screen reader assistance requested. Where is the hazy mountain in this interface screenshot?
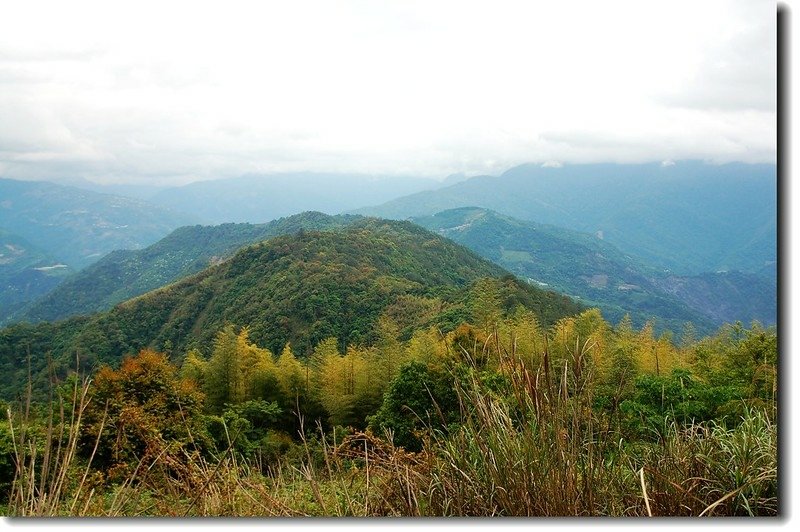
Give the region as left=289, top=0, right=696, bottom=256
left=57, top=176, right=169, bottom=200
left=0, top=229, right=74, bottom=320
left=0, top=178, right=198, bottom=270
left=149, top=172, right=442, bottom=224
left=413, top=207, right=775, bottom=332
left=0, top=219, right=581, bottom=398
left=652, top=271, right=776, bottom=327
left=355, top=161, right=777, bottom=276
left=19, top=212, right=359, bottom=323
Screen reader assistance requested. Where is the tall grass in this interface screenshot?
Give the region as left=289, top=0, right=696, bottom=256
left=421, top=334, right=636, bottom=516
left=6, top=374, right=107, bottom=516
left=638, top=409, right=777, bottom=516
left=416, top=332, right=778, bottom=516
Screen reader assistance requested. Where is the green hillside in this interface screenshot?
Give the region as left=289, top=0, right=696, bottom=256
left=413, top=208, right=716, bottom=332
left=414, top=207, right=775, bottom=331
left=0, top=218, right=581, bottom=399
left=19, top=212, right=359, bottom=323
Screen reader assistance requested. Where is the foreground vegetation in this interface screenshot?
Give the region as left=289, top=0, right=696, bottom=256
left=0, top=304, right=777, bottom=517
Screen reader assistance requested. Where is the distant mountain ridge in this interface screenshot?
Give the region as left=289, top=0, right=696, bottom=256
left=354, top=161, right=777, bottom=276
left=652, top=271, right=776, bottom=327
left=149, top=172, right=443, bottom=224
left=0, top=178, right=197, bottom=269
left=0, top=229, right=74, bottom=320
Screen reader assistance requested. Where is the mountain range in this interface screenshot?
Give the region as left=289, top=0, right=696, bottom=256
left=354, top=161, right=777, bottom=277
left=1, top=160, right=776, bottom=340
left=0, top=178, right=200, bottom=322
left=18, top=212, right=359, bottom=323
left=148, top=172, right=442, bottom=224
left=0, top=178, right=197, bottom=270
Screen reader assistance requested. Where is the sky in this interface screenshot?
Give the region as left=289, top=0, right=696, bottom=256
left=0, top=0, right=777, bottom=186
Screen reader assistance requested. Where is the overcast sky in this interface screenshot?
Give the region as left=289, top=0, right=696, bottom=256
left=0, top=0, right=777, bottom=186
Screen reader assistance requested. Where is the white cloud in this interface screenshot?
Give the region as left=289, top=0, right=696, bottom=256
left=0, top=0, right=777, bottom=185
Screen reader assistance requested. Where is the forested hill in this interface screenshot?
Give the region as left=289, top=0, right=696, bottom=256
left=413, top=207, right=775, bottom=331
left=18, top=212, right=360, bottom=323
left=0, top=218, right=582, bottom=399
left=354, top=161, right=776, bottom=276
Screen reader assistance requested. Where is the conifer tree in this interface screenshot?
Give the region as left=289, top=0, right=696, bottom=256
left=205, top=324, right=243, bottom=412
left=275, top=343, right=306, bottom=405
left=237, top=327, right=278, bottom=402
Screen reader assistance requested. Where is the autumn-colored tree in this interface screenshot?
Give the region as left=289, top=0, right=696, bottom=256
left=405, top=327, right=449, bottom=369
left=598, top=315, right=639, bottom=414
left=448, top=324, right=489, bottom=368
left=82, top=349, right=206, bottom=479
left=315, top=344, right=370, bottom=427
left=374, top=314, right=403, bottom=384
left=236, top=328, right=278, bottom=402
left=275, top=343, right=306, bottom=401
left=200, top=325, right=281, bottom=412
left=495, top=306, right=545, bottom=369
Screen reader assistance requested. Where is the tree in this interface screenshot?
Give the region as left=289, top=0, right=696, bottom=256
left=205, top=324, right=244, bottom=412
left=369, top=361, right=460, bottom=452
left=275, top=343, right=305, bottom=402
left=180, top=348, right=207, bottom=387
left=82, top=349, right=206, bottom=476
left=470, top=278, right=503, bottom=330
left=236, top=328, right=278, bottom=402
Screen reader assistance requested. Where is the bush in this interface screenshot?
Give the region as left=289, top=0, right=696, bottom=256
left=369, top=361, right=460, bottom=451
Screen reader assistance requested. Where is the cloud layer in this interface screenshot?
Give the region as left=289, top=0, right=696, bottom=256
left=0, top=0, right=776, bottom=185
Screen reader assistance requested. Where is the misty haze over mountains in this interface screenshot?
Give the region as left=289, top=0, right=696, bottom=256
left=355, top=161, right=777, bottom=276
left=0, top=160, right=776, bottom=333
